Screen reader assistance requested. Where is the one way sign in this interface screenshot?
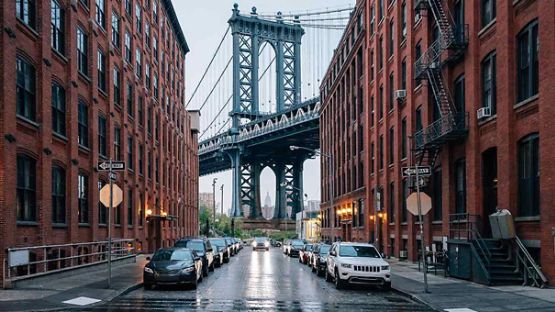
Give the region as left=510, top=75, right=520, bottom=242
left=402, top=166, right=431, bottom=177
left=98, top=161, right=125, bottom=171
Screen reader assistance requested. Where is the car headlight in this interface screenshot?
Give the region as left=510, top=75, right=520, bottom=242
left=341, top=263, right=352, bottom=268
left=264, top=241, right=269, bottom=247
left=320, top=256, right=326, bottom=262
left=181, top=266, right=195, bottom=273
left=381, top=265, right=390, bottom=271
left=252, top=241, right=257, bottom=247
left=144, top=267, right=154, bottom=274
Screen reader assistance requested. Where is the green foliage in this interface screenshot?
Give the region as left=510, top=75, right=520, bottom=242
left=268, top=231, right=297, bottom=241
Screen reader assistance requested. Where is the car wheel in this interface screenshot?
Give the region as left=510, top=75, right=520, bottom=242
left=209, top=262, right=215, bottom=272
left=325, top=268, right=333, bottom=282
left=382, top=282, right=392, bottom=291
left=198, top=271, right=203, bottom=283
left=143, top=283, right=153, bottom=290
left=191, top=277, right=198, bottom=290
left=311, top=264, right=316, bottom=273
left=298, top=256, right=302, bottom=263
left=334, top=271, right=344, bottom=289
left=203, top=264, right=209, bottom=277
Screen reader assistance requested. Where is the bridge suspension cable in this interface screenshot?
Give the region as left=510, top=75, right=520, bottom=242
left=258, top=6, right=354, bottom=18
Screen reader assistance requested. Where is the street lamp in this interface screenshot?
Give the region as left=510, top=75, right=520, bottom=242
left=290, top=145, right=334, bottom=241
left=212, top=178, right=218, bottom=226
left=220, top=184, right=224, bottom=216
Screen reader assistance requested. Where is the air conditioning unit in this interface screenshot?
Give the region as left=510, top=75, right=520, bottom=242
left=399, top=250, right=408, bottom=259
left=394, top=89, right=407, bottom=101
left=477, top=107, right=492, bottom=119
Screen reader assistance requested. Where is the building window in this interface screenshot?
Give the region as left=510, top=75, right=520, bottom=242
left=135, top=48, right=141, bottom=78
left=152, top=0, right=158, bottom=21
left=127, top=189, right=134, bottom=225
left=401, top=179, right=408, bottom=222
left=145, top=63, right=151, bottom=89
left=78, top=101, right=88, bottom=147
left=378, top=36, right=383, bottom=70
left=135, top=3, right=141, bottom=33
left=78, top=173, right=89, bottom=224
left=77, top=27, right=88, bottom=76
left=454, top=0, right=465, bottom=37
left=51, top=0, right=65, bottom=54
left=17, top=155, right=36, bottom=222
left=370, top=95, right=375, bottom=127
left=126, top=83, right=134, bottom=117
left=98, top=180, right=107, bottom=224
left=112, top=11, right=120, bottom=48
left=517, top=20, right=539, bottom=103
left=481, top=0, right=495, bottom=28
left=401, top=118, right=407, bottom=159
left=401, top=1, right=407, bottom=40
left=98, top=115, right=107, bottom=157
left=124, top=0, right=132, bottom=16
left=51, top=83, right=66, bottom=136
left=139, top=144, right=144, bottom=175
left=454, top=159, right=466, bottom=214
left=52, top=166, right=66, bottom=224
left=138, top=96, right=144, bottom=126
left=145, top=23, right=150, bottom=47
left=147, top=106, right=153, bottom=134
left=113, top=67, right=121, bottom=107
left=95, top=0, right=105, bottom=28
left=388, top=72, right=394, bottom=111
left=388, top=127, right=394, bottom=165
left=389, top=182, right=395, bottom=223
left=153, top=37, right=158, bottom=59
left=378, top=0, right=384, bottom=21
left=389, top=20, right=394, bottom=57
left=415, top=106, right=423, bottom=132
left=16, top=57, right=36, bottom=121
left=97, top=49, right=106, bottom=92
left=127, top=136, right=134, bottom=170
left=16, top=0, right=36, bottom=29
left=482, top=52, right=496, bottom=115
left=124, top=31, right=132, bottom=63
left=401, top=59, right=407, bottom=90
left=379, top=135, right=384, bottom=170
left=433, top=169, right=442, bottom=221
left=138, top=194, right=144, bottom=226
left=114, top=126, right=121, bottom=161
left=148, top=151, right=153, bottom=179
left=378, top=85, right=384, bottom=119
left=454, top=74, right=465, bottom=113
left=370, top=49, right=374, bottom=81
left=518, top=133, right=540, bottom=217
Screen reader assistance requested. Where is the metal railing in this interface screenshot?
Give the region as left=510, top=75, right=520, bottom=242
left=3, top=239, right=135, bottom=286
left=414, top=112, right=468, bottom=150
left=448, top=213, right=481, bottom=241
left=514, top=237, right=548, bottom=288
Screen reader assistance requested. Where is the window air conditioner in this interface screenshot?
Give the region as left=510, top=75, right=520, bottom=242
left=394, top=89, right=407, bottom=101
left=477, top=107, right=492, bottom=119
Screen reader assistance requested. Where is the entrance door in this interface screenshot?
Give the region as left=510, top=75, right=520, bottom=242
left=147, top=219, right=162, bottom=253
left=482, top=148, right=498, bottom=237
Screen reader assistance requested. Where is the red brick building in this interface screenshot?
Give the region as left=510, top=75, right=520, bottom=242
left=0, top=0, right=199, bottom=281
left=320, top=0, right=555, bottom=283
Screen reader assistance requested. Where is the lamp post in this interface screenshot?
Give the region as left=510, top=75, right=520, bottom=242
left=290, top=146, right=333, bottom=241
left=220, top=184, right=224, bottom=216
left=212, top=178, right=218, bottom=229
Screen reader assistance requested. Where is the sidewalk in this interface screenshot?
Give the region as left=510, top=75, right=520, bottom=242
left=390, top=259, right=555, bottom=312
left=0, top=255, right=147, bottom=312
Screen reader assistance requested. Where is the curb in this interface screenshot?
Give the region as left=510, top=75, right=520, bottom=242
left=392, top=286, right=442, bottom=312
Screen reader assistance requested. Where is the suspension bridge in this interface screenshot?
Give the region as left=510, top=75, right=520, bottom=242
left=187, top=4, right=353, bottom=227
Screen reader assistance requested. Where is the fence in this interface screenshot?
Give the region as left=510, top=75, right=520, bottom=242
left=3, top=239, right=135, bottom=287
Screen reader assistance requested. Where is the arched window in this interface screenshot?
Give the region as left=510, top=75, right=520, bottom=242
left=17, top=154, right=37, bottom=222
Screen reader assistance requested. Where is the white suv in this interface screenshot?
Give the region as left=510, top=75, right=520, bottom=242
left=325, top=242, right=391, bottom=290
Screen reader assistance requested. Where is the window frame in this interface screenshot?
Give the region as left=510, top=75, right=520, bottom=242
left=17, top=154, right=37, bottom=222
left=481, top=51, right=496, bottom=114
left=517, top=20, right=539, bottom=103
left=51, top=82, right=66, bottom=136
left=518, top=133, right=540, bottom=217
left=51, top=0, right=65, bottom=55
left=52, top=166, right=66, bottom=224
left=16, top=57, right=36, bottom=121
left=77, top=27, right=89, bottom=76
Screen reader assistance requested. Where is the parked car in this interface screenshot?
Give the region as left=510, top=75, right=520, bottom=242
left=232, top=238, right=241, bottom=252
left=311, top=243, right=331, bottom=276
left=270, top=239, right=282, bottom=247
left=282, top=240, right=291, bottom=255
left=224, top=237, right=237, bottom=255
left=252, top=237, right=270, bottom=251
left=288, top=239, right=305, bottom=257
left=235, top=237, right=243, bottom=250
left=325, top=242, right=391, bottom=290
left=299, top=244, right=314, bottom=264
left=143, top=248, right=203, bottom=290
left=174, top=238, right=214, bottom=277
left=208, top=238, right=228, bottom=267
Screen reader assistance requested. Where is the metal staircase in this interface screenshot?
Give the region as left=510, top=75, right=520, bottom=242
left=414, top=0, right=469, bottom=168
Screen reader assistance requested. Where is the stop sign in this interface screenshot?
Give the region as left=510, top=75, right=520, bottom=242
left=406, top=192, right=432, bottom=216
left=99, top=184, right=123, bottom=207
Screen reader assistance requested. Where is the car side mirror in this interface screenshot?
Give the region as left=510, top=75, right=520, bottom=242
left=146, top=256, right=151, bottom=261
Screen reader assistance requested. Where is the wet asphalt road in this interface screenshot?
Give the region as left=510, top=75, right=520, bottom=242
left=80, top=248, right=433, bottom=311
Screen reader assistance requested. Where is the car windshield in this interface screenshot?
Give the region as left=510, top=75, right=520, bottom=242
left=255, top=237, right=267, bottom=242
left=305, top=245, right=313, bottom=251
left=339, top=245, right=380, bottom=258
left=319, top=245, right=331, bottom=255
left=291, top=240, right=304, bottom=247
left=185, top=241, right=205, bottom=252
left=210, top=239, right=226, bottom=247
left=152, top=249, right=192, bottom=261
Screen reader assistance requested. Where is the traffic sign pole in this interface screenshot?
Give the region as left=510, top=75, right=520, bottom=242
left=107, top=158, right=112, bottom=289
left=415, top=165, right=429, bottom=293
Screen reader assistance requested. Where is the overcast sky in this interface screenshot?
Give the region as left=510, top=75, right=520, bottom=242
left=173, top=0, right=353, bottom=213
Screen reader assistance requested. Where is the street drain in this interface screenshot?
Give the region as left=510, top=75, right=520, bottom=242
left=385, top=296, right=410, bottom=303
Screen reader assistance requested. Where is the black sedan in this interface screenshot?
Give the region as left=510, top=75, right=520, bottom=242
left=143, top=248, right=203, bottom=289
left=208, top=237, right=230, bottom=265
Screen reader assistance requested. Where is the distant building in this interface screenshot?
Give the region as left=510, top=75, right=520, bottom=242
left=305, top=200, right=321, bottom=212
left=199, top=192, right=214, bottom=211
left=262, top=192, right=274, bottom=219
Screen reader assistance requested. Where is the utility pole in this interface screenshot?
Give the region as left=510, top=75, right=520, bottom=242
left=107, top=158, right=113, bottom=289
left=212, top=178, right=218, bottom=224
left=415, top=163, right=429, bottom=293
left=220, top=184, right=224, bottom=216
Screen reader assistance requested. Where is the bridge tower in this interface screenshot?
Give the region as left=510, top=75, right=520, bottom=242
left=225, top=4, right=308, bottom=222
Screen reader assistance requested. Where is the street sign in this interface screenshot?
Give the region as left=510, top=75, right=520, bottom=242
left=109, top=172, right=117, bottom=181
left=402, top=166, right=431, bottom=177
left=98, top=161, right=125, bottom=171
left=99, top=184, right=123, bottom=207
left=406, top=192, right=432, bottom=216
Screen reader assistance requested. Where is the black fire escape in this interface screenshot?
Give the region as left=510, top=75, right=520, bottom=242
left=414, top=0, right=469, bottom=167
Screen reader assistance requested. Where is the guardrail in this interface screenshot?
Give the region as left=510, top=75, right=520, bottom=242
left=3, top=239, right=135, bottom=287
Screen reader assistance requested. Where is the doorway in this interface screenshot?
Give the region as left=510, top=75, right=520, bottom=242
left=482, top=148, right=498, bottom=237
left=147, top=218, right=162, bottom=253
